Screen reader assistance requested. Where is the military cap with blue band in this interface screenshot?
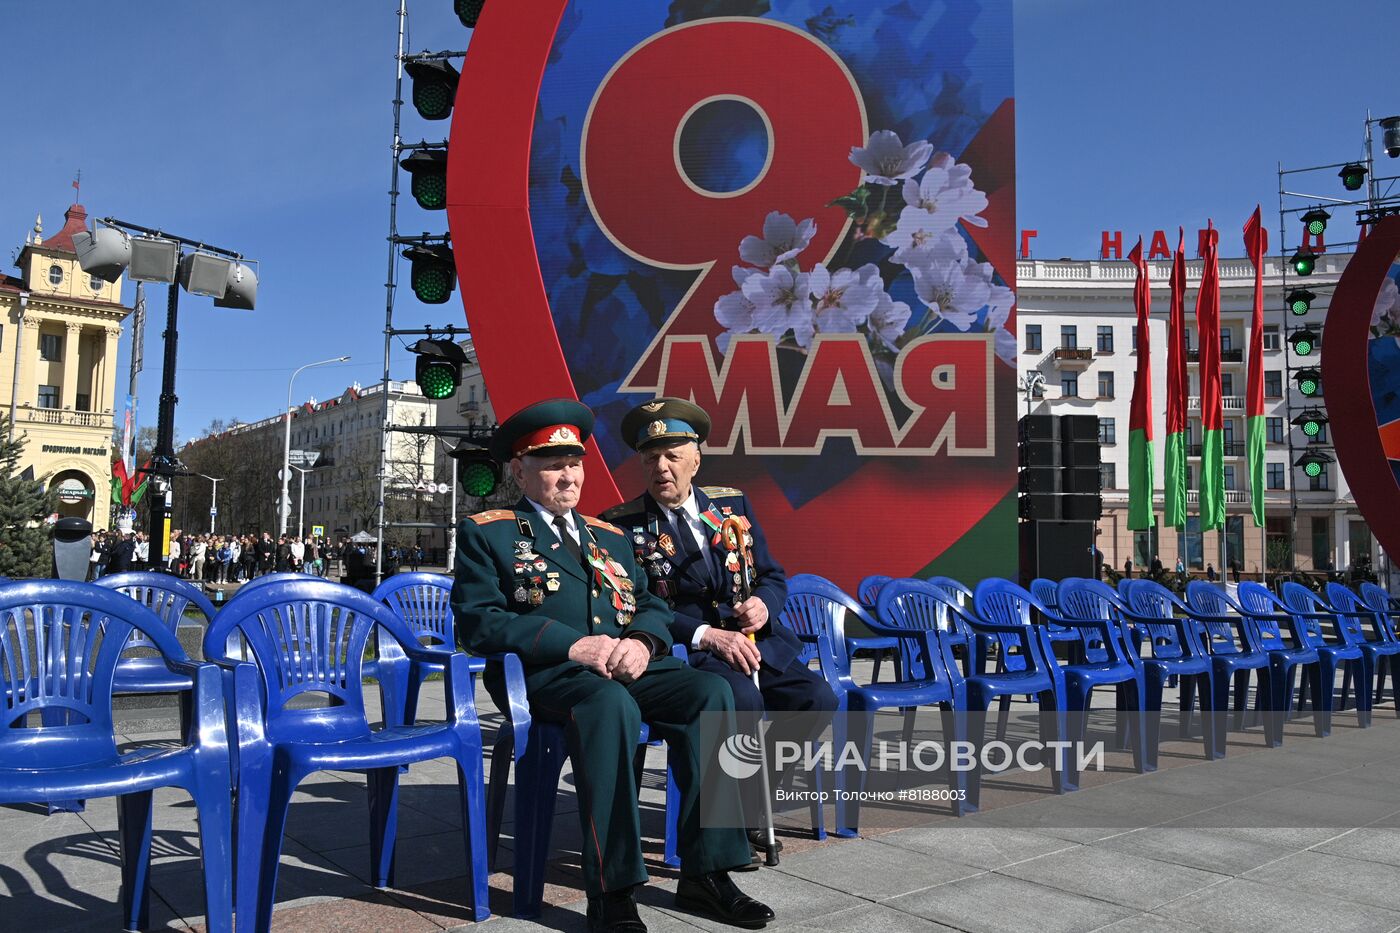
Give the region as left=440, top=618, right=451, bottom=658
left=489, top=398, right=595, bottom=462
left=619, top=397, right=711, bottom=452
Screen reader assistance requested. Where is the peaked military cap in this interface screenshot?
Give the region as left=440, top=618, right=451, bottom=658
left=490, top=398, right=594, bottom=462
left=620, top=397, right=711, bottom=451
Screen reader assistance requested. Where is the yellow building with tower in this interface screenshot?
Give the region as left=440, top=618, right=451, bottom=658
left=2, top=202, right=132, bottom=530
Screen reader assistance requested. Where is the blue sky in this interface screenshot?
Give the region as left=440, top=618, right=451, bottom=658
left=2, top=1, right=1397, bottom=440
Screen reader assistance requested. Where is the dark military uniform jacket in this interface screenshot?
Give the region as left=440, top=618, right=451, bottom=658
left=451, top=498, right=678, bottom=693
left=603, top=486, right=800, bottom=672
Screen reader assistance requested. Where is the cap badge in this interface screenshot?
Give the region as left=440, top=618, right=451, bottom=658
left=547, top=425, right=578, bottom=444
left=641, top=401, right=665, bottom=412
left=647, top=420, right=668, bottom=438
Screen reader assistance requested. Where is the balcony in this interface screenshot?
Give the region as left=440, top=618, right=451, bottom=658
left=1187, top=396, right=1245, bottom=411
left=15, top=407, right=114, bottom=430
left=1185, top=348, right=1244, bottom=364
left=1053, top=346, right=1093, bottom=365
left=457, top=401, right=481, bottom=414
left=1187, top=442, right=1246, bottom=457
left=1186, top=489, right=1249, bottom=505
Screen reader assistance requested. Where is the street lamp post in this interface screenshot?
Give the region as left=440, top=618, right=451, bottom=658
left=196, top=473, right=222, bottom=535
left=281, top=356, right=350, bottom=535
left=1021, top=372, right=1046, bottom=417
left=290, top=465, right=312, bottom=540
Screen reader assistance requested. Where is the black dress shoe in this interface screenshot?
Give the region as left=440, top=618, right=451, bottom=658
left=675, top=871, right=775, bottom=929
left=587, top=889, right=647, bottom=933
left=746, top=829, right=784, bottom=853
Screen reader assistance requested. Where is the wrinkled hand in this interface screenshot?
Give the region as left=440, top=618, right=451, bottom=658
left=569, top=634, right=620, bottom=677
left=606, top=637, right=651, bottom=684
left=701, top=627, right=762, bottom=676
left=734, top=597, right=769, bottom=635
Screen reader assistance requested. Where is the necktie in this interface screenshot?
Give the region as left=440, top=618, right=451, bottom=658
left=671, top=508, right=700, bottom=558
left=553, top=515, right=585, bottom=568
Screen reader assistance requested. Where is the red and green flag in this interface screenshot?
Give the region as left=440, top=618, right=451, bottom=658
left=1164, top=228, right=1189, bottom=528
left=110, top=458, right=151, bottom=507
left=1243, top=206, right=1269, bottom=528
left=1127, top=237, right=1154, bottom=530
left=1196, top=221, right=1225, bottom=531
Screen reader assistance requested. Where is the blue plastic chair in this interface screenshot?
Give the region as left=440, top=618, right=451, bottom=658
left=1031, top=577, right=1091, bottom=661
left=204, top=579, right=489, bottom=931
left=0, top=581, right=233, bottom=932
left=1324, top=583, right=1400, bottom=716
left=1278, top=582, right=1373, bottom=729
left=369, top=573, right=483, bottom=727
left=1184, top=581, right=1281, bottom=749
left=1359, top=582, right=1400, bottom=614
left=1121, top=580, right=1219, bottom=766
left=785, top=575, right=964, bottom=834
left=1232, top=582, right=1328, bottom=737
left=1359, top=582, right=1400, bottom=710
left=966, top=580, right=1074, bottom=808
left=851, top=574, right=898, bottom=683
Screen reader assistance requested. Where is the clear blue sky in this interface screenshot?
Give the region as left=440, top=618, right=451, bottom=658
left=2, top=1, right=1396, bottom=441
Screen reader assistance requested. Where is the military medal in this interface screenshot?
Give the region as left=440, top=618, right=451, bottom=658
left=546, top=578, right=560, bottom=592
left=658, top=533, right=676, bottom=556
left=529, top=588, right=543, bottom=606
left=514, top=585, right=528, bottom=603
left=514, top=540, right=532, bottom=556
left=534, top=559, right=547, bottom=572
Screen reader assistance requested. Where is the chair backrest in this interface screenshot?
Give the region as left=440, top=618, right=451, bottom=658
left=95, top=571, right=217, bottom=651
left=1280, top=581, right=1351, bottom=645
left=780, top=574, right=856, bottom=675
left=1123, top=579, right=1190, bottom=658
left=1324, top=582, right=1381, bottom=641
left=875, top=579, right=967, bottom=680
left=204, top=578, right=421, bottom=744
left=372, top=572, right=455, bottom=647
left=971, top=578, right=1054, bottom=675
left=0, top=581, right=185, bottom=769
left=1184, top=580, right=1248, bottom=654
left=925, top=577, right=976, bottom=641
left=1358, top=582, right=1400, bottom=638
left=1054, top=577, right=1125, bottom=663
left=1236, top=581, right=1295, bottom=648
left=1116, top=578, right=1132, bottom=601
left=1029, top=578, right=1060, bottom=610
left=856, top=574, right=891, bottom=608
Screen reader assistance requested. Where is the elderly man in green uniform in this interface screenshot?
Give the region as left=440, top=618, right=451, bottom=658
left=452, top=399, right=773, bottom=933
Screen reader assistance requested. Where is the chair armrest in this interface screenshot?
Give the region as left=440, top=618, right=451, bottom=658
left=1050, top=615, right=1130, bottom=665
left=442, top=652, right=481, bottom=729
left=1116, top=609, right=1209, bottom=657
left=493, top=652, right=532, bottom=763
left=161, top=656, right=205, bottom=678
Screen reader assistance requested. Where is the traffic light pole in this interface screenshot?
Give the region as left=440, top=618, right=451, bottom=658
left=147, top=279, right=181, bottom=567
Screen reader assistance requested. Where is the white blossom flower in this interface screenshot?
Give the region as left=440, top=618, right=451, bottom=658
left=868, top=290, right=912, bottom=351
left=739, top=212, right=816, bottom=268
left=743, top=265, right=814, bottom=346
left=1372, top=275, right=1400, bottom=332
left=890, top=226, right=969, bottom=268
left=905, top=247, right=991, bottom=332
left=882, top=152, right=989, bottom=254
left=714, top=266, right=763, bottom=353
left=848, top=130, right=934, bottom=186
left=808, top=262, right=883, bottom=335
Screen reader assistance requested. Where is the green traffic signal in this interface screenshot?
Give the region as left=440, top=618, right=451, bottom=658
left=1295, top=368, right=1321, bottom=397
left=1291, top=249, right=1316, bottom=276
left=1289, top=328, right=1319, bottom=356
left=1339, top=162, right=1368, bottom=191
left=1287, top=289, right=1316, bottom=315
left=450, top=445, right=501, bottom=498
left=404, top=58, right=460, bottom=121
left=400, top=150, right=449, bottom=211
left=402, top=244, right=456, bottom=304
left=1301, top=208, right=1330, bottom=237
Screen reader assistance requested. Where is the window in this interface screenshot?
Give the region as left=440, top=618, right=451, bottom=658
left=1025, top=324, right=1042, bottom=352
left=89, top=275, right=103, bottom=292
left=1218, top=516, right=1244, bottom=573
left=1060, top=372, right=1079, bottom=397
left=1223, top=464, right=1236, bottom=491
left=1099, top=417, right=1116, bottom=445
left=1267, top=463, right=1285, bottom=489
left=39, top=333, right=61, bottom=361
left=1312, top=423, right=1328, bottom=443
left=1178, top=517, right=1204, bottom=569
left=1266, top=417, right=1284, bottom=443
left=1097, top=326, right=1114, bottom=353
left=1263, top=325, right=1280, bottom=351
left=1264, top=371, right=1282, bottom=398
left=76, top=393, right=90, bottom=412
left=48, top=264, right=63, bottom=286
left=1222, top=419, right=1236, bottom=446
left=1097, top=371, right=1115, bottom=398
left=37, top=385, right=59, bottom=409
left=1221, top=328, right=1234, bottom=352
left=1221, top=372, right=1234, bottom=397
left=1099, top=462, right=1117, bottom=489
left=1060, top=325, right=1077, bottom=349
left=1130, top=325, right=1138, bottom=351
left=1312, top=516, right=1331, bottom=569
left=1309, top=466, right=1329, bottom=491
left=1185, top=327, right=1195, bottom=350
left=469, top=383, right=478, bottom=401
left=1134, top=519, right=1160, bottom=568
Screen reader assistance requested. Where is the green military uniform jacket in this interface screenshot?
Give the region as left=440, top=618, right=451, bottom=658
left=451, top=500, right=678, bottom=692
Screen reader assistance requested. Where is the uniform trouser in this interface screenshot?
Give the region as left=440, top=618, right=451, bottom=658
left=522, top=660, right=752, bottom=897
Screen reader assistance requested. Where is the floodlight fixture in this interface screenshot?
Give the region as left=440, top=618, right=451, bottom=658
left=454, top=0, right=486, bottom=28
left=128, top=236, right=180, bottom=284
left=402, top=243, right=456, bottom=304
left=1287, top=288, right=1316, bottom=315
left=409, top=338, right=469, bottom=399
left=1291, top=408, right=1329, bottom=438
left=72, top=225, right=131, bottom=282
left=1291, top=248, right=1316, bottom=276
left=178, top=252, right=232, bottom=298
left=449, top=443, right=500, bottom=497
left=400, top=149, right=449, bottom=210
left=404, top=58, right=459, bottom=121
left=1294, top=367, right=1322, bottom=397
left=1288, top=327, right=1320, bottom=356
left=1339, top=162, right=1368, bottom=191
left=1381, top=116, right=1400, bottom=159
left=1301, top=208, right=1330, bottom=237
left=1294, top=449, right=1333, bottom=478
left=213, top=261, right=258, bottom=310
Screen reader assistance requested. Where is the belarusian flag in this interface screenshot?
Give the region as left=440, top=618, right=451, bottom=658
left=1196, top=221, right=1225, bottom=531
left=130, top=461, right=151, bottom=506
left=1127, top=238, right=1154, bottom=530
left=1243, top=206, right=1269, bottom=528
left=111, top=458, right=130, bottom=507
left=1164, top=229, right=1189, bottom=528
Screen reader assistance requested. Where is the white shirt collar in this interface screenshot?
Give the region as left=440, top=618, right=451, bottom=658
left=526, top=497, right=576, bottom=535
left=652, top=487, right=700, bottom=520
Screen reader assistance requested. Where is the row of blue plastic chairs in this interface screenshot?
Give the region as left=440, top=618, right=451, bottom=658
left=772, top=573, right=1400, bottom=835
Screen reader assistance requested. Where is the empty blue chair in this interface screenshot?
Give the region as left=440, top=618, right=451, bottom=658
left=787, top=575, right=964, bottom=834
left=967, top=580, right=1074, bottom=808
left=1359, top=582, right=1400, bottom=614
left=97, top=571, right=218, bottom=718
left=1184, top=581, right=1281, bottom=749
left=204, top=579, right=489, bottom=931
left=0, top=581, right=233, bottom=932
left=1233, top=582, right=1327, bottom=737
left=1031, top=577, right=1089, bottom=661
left=1359, top=582, right=1400, bottom=709
left=369, top=573, right=479, bottom=727
left=1278, top=582, right=1373, bottom=730
left=1325, top=583, right=1400, bottom=715
left=1122, top=580, right=1219, bottom=766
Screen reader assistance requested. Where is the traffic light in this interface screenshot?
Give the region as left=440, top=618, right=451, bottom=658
left=409, top=338, right=468, bottom=399
left=450, top=444, right=500, bottom=497
left=402, top=243, right=456, bottom=303
left=1288, top=327, right=1320, bottom=356
left=1294, top=367, right=1322, bottom=397
left=1286, top=288, right=1316, bottom=315
left=1339, top=162, right=1368, bottom=191
left=400, top=150, right=448, bottom=210
left=1301, top=208, right=1330, bottom=237
left=404, top=58, right=459, bottom=121
left=454, top=0, right=486, bottom=28
left=1292, top=408, right=1329, bottom=439
left=1291, top=249, right=1316, bottom=276
left=1295, top=449, right=1333, bottom=478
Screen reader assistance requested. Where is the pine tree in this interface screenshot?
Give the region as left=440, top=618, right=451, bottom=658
left=0, top=414, right=58, bottom=577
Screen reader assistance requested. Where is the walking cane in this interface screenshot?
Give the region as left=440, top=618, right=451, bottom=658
left=720, top=517, right=779, bottom=866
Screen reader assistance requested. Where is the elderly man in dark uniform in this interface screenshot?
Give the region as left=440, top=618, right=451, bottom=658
left=452, top=399, right=773, bottom=933
left=603, top=398, right=838, bottom=852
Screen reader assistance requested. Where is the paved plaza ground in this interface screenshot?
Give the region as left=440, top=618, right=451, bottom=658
left=5, top=660, right=1400, bottom=933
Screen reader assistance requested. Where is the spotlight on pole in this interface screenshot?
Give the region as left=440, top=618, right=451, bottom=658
left=1381, top=116, right=1400, bottom=159
left=178, top=253, right=232, bottom=299
left=1294, top=449, right=1333, bottom=479
left=404, top=58, right=459, bottom=121
left=454, top=0, right=486, bottom=28
left=1294, top=367, right=1322, bottom=397
left=1301, top=208, right=1330, bottom=237
left=1288, top=327, right=1320, bottom=356
left=128, top=237, right=180, bottom=284
left=449, top=443, right=500, bottom=497
left=1287, top=288, right=1316, bottom=315
left=409, top=338, right=468, bottom=399
left=400, top=150, right=449, bottom=210
left=402, top=243, right=456, bottom=304
left=1291, top=408, right=1329, bottom=439
left=212, top=261, right=258, bottom=310
left=1291, top=248, right=1317, bottom=276
left=1339, top=162, right=1368, bottom=191
left=71, top=225, right=130, bottom=282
